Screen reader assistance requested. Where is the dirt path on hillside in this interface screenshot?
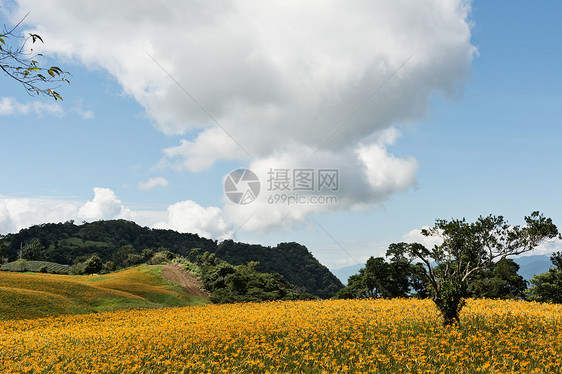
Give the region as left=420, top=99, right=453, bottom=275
left=160, top=263, right=209, bottom=298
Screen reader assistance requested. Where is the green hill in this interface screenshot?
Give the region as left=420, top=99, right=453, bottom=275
left=1, top=220, right=343, bottom=297
left=0, top=265, right=209, bottom=320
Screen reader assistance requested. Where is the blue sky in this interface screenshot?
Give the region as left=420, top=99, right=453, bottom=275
left=1, top=1, right=561, bottom=270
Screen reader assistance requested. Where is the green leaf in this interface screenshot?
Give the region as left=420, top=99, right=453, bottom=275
left=29, top=33, right=44, bottom=43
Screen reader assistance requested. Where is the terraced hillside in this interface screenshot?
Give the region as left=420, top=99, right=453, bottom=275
left=0, top=260, right=70, bottom=274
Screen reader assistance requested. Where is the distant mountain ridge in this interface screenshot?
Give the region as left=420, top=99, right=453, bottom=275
left=512, top=255, right=553, bottom=281
left=331, top=255, right=554, bottom=285
left=1, top=220, right=343, bottom=298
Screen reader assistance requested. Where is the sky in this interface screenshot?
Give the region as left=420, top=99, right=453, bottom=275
left=1, top=0, right=561, bottom=270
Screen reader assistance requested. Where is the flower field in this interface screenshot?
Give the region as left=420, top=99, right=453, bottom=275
left=0, top=266, right=208, bottom=320
left=0, top=298, right=560, bottom=373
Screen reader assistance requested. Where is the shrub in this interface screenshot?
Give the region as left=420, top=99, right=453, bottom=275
left=149, top=251, right=176, bottom=265
left=83, top=255, right=103, bottom=275
left=123, top=253, right=144, bottom=267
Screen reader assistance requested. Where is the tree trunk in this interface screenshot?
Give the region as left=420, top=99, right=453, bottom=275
left=441, top=309, right=460, bottom=326
left=434, top=294, right=465, bottom=327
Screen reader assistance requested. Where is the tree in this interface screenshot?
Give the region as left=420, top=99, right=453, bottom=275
left=141, top=248, right=155, bottom=260
left=525, top=252, right=562, bottom=303
left=148, top=249, right=175, bottom=264
left=0, top=11, right=70, bottom=100
left=112, top=244, right=136, bottom=268
left=0, top=240, right=8, bottom=263
left=22, top=238, right=46, bottom=260
left=104, top=260, right=116, bottom=272
left=83, top=254, right=103, bottom=274
left=123, top=253, right=144, bottom=267
left=336, top=256, right=414, bottom=299
left=467, top=258, right=527, bottom=299
left=195, top=252, right=312, bottom=303
left=391, top=212, right=558, bottom=326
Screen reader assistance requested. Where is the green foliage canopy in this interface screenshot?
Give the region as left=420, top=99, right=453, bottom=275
left=467, top=258, right=527, bottom=299
left=525, top=252, right=562, bottom=303
left=195, top=252, right=314, bottom=303
left=22, top=238, right=46, bottom=261
left=336, top=255, right=422, bottom=299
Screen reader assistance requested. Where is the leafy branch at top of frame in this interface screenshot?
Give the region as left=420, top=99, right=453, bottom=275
left=0, top=11, right=70, bottom=101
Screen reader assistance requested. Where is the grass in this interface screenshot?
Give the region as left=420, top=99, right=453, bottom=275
left=0, top=265, right=209, bottom=320
left=0, top=298, right=560, bottom=373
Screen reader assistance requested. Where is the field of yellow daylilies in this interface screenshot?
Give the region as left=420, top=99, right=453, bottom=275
left=1, top=298, right=561, bottom=373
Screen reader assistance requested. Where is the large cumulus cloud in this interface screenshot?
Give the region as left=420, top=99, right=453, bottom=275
left=7, top=0, right=476, bottom=231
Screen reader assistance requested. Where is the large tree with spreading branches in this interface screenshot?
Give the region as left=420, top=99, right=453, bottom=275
left=390, top=212, right=559, bottom=326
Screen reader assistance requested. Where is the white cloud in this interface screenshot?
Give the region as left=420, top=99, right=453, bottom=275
left=0, top=188, right=140, bottom=234
left=7, top=0, right=476, bottom=232
left=80, top=110, right=95, bottom=119
left=161, top=128, right=247, bottom=172
left=0, top=97, right=64, bottom=117
left=0, top=189, right=231, bottom=240
left=73, top=103, right=94, bottom=119
left=9, top=0, right=475, bottom=149
left=0, top=196, right=79, bottom=234
left=78, top=187, right=135, bottom=221
left=153, top=200, right=233, bottom=240
left=334, top=256, right=372, bottom=269
left=403, top=226, right=444, bottom=249
left=137, top=177, right=169, bottom=190
left=519, top=238, right=562, bottom=257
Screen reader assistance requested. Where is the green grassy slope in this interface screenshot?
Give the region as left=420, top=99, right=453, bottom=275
left=0, top=265, right=209, bottom=320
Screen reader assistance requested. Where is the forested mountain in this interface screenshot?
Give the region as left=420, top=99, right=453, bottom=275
left=215, top=240, right=342, bottom=298
left=0, top=220, right=343, bottom=298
